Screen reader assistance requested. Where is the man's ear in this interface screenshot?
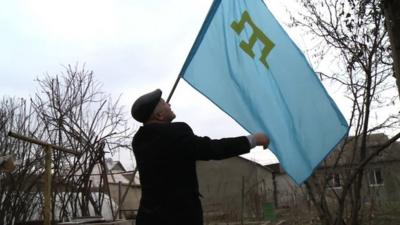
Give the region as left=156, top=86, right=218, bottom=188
left=153, top=111, right=164, bottom=121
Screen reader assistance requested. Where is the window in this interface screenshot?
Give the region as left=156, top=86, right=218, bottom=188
left=329, top=173, right=341, bottom=188
left=368, top=169, right=384, bottom=186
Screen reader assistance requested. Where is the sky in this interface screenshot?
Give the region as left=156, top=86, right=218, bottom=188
left=0, top=0, right=360, bottom=170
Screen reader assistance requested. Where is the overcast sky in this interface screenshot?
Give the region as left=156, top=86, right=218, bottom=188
left=0, top=0, right=360, bottom=169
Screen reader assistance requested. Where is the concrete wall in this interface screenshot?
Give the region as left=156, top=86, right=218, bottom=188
left=274, top=174, right=306, bottom=208
left=362, top=161, right=400, bottom=203
left=106, top=157, right=275, bottom=221
left=197, top=157, right=274, bottom=220
left=382, top=163, right=400, bottom=201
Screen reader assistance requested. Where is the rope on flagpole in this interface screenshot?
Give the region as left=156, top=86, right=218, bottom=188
left=166, top=74, right=182, bottom=103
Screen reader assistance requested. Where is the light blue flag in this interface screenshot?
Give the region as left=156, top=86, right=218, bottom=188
left=180, top=0, right=348, bottom=184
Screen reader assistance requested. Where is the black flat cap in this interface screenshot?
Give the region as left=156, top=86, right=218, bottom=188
left=131, top=89, right=162, bottom=122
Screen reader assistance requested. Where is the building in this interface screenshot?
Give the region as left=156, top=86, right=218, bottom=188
left=90, top=159, right=141, bottom=219
left=321, top=133, right=400, bottom=203
left=197, top=156, right=274, bottom=221
left=99, top=156, right=275, bottom=221
left=266, top=133, right=400, bottom=208
left=265, top=163, right=307, bottom=208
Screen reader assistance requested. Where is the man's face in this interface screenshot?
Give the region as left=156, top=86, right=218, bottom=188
left=154, top=98, right=176, bottom=122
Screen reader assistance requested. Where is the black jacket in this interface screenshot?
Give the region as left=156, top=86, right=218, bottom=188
left=132, top=122, right=251, bottom=225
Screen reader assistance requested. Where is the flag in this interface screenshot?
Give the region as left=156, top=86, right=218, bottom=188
left=180, top=0, right=348, bottom=184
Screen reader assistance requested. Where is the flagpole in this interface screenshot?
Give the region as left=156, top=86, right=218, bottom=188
left=166, top=74, right=181, bottom=103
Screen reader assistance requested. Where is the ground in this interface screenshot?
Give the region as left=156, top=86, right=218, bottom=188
left=204, top=203, right=400, bottom=225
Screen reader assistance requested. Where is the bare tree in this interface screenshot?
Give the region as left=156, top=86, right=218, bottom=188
left=381, top=0, right=400, bottom=99
left=0, top=64, right=134, bottom=224
left=290, top=0, right=400, bottom=225
left=30, top=64, right=133, bottom=221
left=0, top=97, right=44, bottom=225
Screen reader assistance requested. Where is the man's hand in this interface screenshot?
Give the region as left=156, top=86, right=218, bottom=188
left=253, top=133, right=269, bottom=149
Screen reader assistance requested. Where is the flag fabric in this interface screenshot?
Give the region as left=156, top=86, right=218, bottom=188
left=180, top=0, right=348, bottom=184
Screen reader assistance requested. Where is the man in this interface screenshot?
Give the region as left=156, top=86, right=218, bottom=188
left=131, top=89, right=269, bottom=225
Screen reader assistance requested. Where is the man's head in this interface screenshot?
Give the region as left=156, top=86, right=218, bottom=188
left=131, top=89, right=176, bottom=123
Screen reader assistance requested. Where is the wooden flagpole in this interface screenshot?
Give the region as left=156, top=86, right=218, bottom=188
left=166, top=74, right=182, bottom=103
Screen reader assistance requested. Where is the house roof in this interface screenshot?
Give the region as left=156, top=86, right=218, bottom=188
left=264, top=163, right=284, bottom=174
left=90, top=163, right=139, bottom=186
left=324, top=133, right=400, bottom=166
left=264, top=134, right=400, bottom=174
left=105, top=159, right=127, bottom=172
left=236, top=156, right=274, bottom=173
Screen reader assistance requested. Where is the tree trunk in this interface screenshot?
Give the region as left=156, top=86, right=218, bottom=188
left=383, top=0, right=400, bottom=99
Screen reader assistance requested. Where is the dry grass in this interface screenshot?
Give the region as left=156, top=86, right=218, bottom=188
left=205, top=201, right=400, bottom=225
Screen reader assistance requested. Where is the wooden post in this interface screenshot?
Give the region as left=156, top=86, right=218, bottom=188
left=272, top=172, right=278, bottom=208
left=8, top=132, right=79, bottom=155
left=241, top=176, right=245, bottom=225
left=118, top=181, right=122, bottom=219
left=7, top=131, right=79, bottom=225
left=99, top=148, right=115, bottom=221
left=116, top=169, right=136, bottom=219
left=44, top=146, right=52, bottom=225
